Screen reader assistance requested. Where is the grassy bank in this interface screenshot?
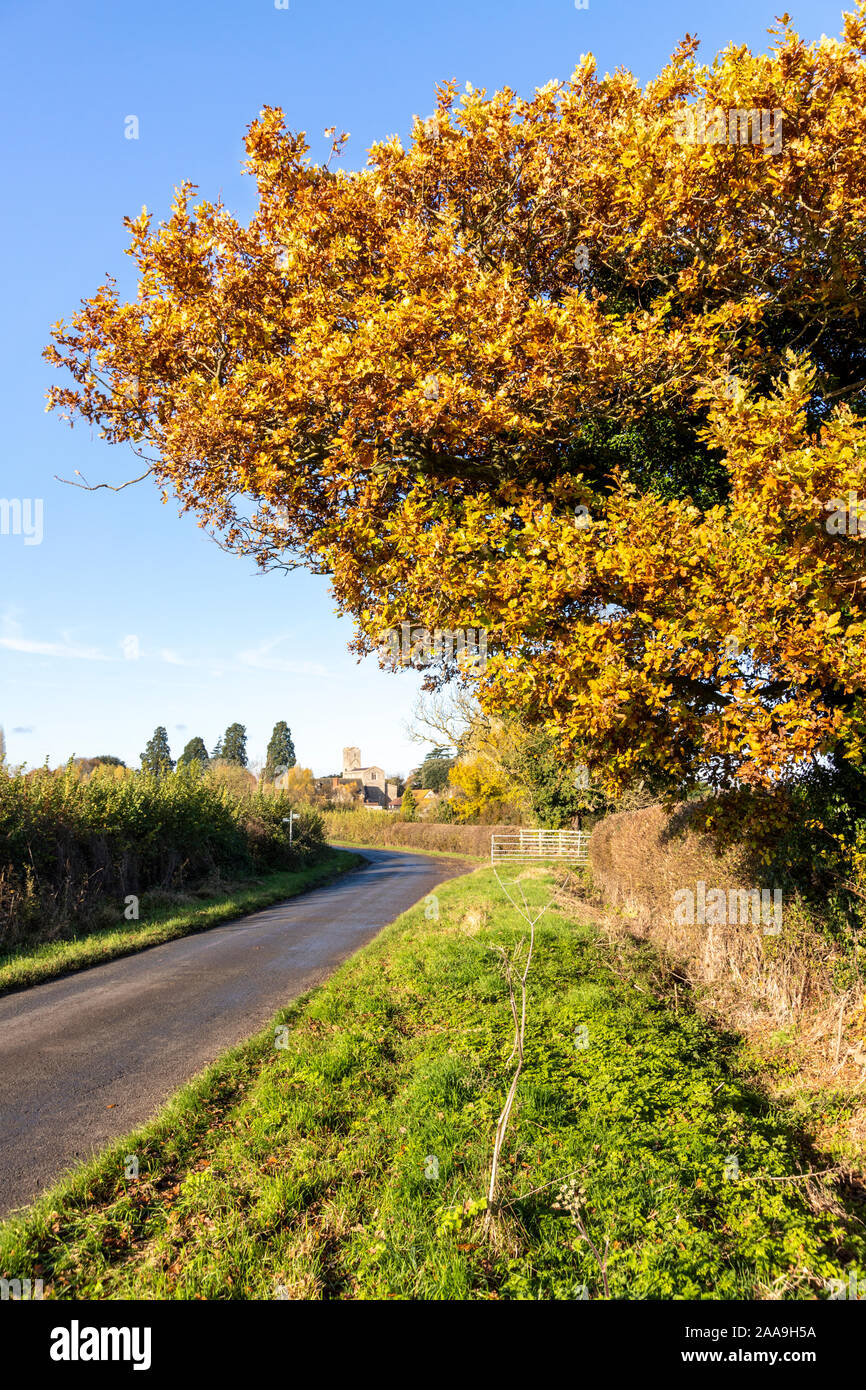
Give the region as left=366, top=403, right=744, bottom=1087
left=587, top=804, right=866, bottom=1172
left=5, top=861, right=861, bottom=1295
left=0, top=849, right=363, bottom=996
left=1, top=864, right=863, bottom=1299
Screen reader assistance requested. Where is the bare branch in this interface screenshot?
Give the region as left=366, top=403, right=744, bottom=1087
left=55, top=468, right=154, bottom=492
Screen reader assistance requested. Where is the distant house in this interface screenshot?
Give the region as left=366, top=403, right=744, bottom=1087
left=341, top=747, right=398, bottom=809
left=311, top=774, right=362, bottom=805
left=410, top=786, right=441, bottom=818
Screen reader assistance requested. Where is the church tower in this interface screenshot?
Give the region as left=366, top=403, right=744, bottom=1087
left=342, top=746, right=361, bottom=777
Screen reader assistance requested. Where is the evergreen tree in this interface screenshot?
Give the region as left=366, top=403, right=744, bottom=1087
left=141, top=726, right=174, bottom=776
left=400, top=786, right=418, bottom=822
left=264, top=721, right=296, bottom=779
left=178, top=736, right=210, bottom=769
left=506, top=728, right=602, bottom=829
left=222, top=723, right=248, bottom=766
left=211, top=737, right=223, bottom=760
left=419, top=748, right=454, bottom=793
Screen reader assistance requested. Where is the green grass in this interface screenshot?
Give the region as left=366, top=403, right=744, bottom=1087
left=1, top=866, right=862, bottom=1300
left=0, top=849, right=364, bottom=995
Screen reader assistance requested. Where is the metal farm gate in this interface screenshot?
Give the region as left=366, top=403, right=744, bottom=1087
left=490, top=829, right=589, bottom=864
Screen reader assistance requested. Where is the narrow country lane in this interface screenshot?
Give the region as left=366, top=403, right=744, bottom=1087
left=0, top=848, right=471, bottom=1217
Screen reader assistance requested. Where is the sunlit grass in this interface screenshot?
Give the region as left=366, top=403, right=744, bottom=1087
left=1, top=866, right=861, bottom=1300
left=0, top=850, right=363, bottom=995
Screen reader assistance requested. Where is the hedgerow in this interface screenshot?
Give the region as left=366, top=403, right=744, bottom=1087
left=0, top=764, right=324, bottom=949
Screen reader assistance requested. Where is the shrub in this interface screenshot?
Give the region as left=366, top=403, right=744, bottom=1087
left=587, top=801, right=864, bottom=1065
left=321, top=810, right=521, bottom=857
left=0, top=764, right=325, bottom=950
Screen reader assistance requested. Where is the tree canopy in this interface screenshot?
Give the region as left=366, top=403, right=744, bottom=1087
left=178, top=736, right=210, bottom=768
left=221, top=723, right=248, bottom=767
left=264, top=720, right=296, bottom=779
left=416, top=748, right=454, bottom=792
left=73, top=755, right=127, bottom=776
left=46, top=8, right=866, bottom=798
left=141, top=727, right=174, bottom=776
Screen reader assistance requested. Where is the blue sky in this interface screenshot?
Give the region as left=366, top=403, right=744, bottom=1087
left=0, top=0, right=848, bottom=775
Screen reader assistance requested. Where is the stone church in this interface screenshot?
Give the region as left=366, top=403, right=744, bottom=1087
left=341, top=747, right=398, bottom=809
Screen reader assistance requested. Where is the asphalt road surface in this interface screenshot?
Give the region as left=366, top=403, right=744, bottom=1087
left=0, top=847, right=471, bottom=1218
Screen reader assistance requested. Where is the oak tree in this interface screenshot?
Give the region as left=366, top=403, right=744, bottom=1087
left=45, top=8, right=866, bottom=799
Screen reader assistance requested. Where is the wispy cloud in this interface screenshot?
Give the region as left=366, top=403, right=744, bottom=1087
left=0, top=633, right=110, bottom=661
left=237, top=636, right=329, bottom=677
left=0, top=609, right=110, bottom=662
left=0, top=612, right=331, bottom=679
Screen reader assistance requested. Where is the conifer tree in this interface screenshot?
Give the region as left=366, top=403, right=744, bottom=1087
left=264, top=721, right=296, bottom=779
left=178, top=736, right=210, bottom=768
left=141, top=726, right=174, bottom=775
left=222, top=723, right=248, bottom=766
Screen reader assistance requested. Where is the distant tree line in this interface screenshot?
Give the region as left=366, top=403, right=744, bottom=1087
left=140, top=722, right=296, bottom=779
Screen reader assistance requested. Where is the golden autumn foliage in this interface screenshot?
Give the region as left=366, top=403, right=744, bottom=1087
left=446, top=761, right=509, bottom=822
left=45, top=8, right=866, bottom=796
left=273, top=766, right=316, bottom=802
left=448, top=751, right=515, bottom=823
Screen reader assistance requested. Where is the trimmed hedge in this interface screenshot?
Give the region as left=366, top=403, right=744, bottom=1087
left=322, top=810, right=522, bottom=857
left=0, top=764, right=324, bottom=949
